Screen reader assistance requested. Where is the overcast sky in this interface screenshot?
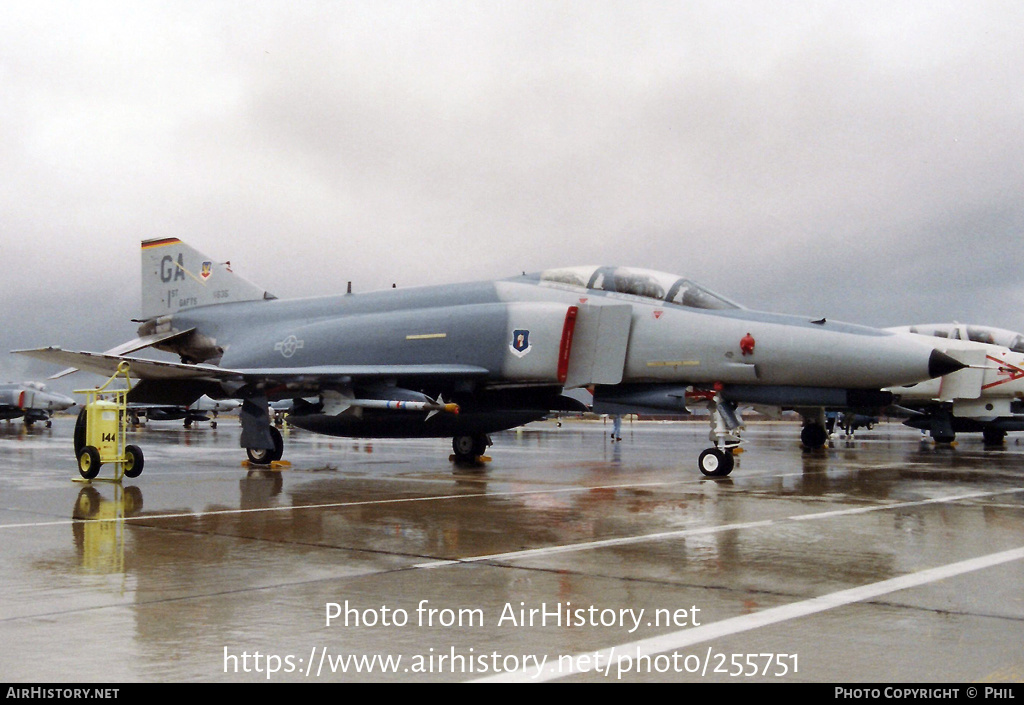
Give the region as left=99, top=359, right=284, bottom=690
left=3, top=1, right=1024, bottom=387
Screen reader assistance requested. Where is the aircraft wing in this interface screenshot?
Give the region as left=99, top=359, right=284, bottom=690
left=14, top=347, right=492, bottom=385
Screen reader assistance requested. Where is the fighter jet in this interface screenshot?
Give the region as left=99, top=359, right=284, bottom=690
left=15, top=238, right=962, bottom=476
left=885, top=324, right=1024, bottom=445
left=0, top=381, right=76, bottom=427
left=129, top=394, right=241, bottom=428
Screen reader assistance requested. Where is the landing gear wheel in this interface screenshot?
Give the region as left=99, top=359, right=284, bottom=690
left=246, top=426, right=284, bottom=465
left=698, top=447, right=734, bottom=477
left=452, top=433, right=489, bottom=463
left=983, top=428, right=1006, bottom=446
left=78, top=446, right=101, bottom=480
left=123, top=444, right=145, bottom=478
left=800, top=423, right=829, bottom=449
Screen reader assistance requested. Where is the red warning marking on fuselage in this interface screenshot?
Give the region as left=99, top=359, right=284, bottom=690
left=981, top=355, right=1024, bottom=390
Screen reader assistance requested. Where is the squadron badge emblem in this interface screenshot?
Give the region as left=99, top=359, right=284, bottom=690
left=510, top=329, right=532, bottom=358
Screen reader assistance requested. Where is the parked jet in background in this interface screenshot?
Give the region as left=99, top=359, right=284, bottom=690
left=0, top=381, right=75, bottom=427
left=16, top=238, right=962, bottom=476
left=885, top=324, right=1024, bottom=445
left=894, top=323, right=1024, bottom=353
left=129, top=395, right=241, bottom=428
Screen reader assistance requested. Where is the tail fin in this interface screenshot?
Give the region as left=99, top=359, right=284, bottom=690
left=140, top=238, right=275, bottom=319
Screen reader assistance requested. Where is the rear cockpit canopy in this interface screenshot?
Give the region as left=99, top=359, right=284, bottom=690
left=900, top=323, right=1024, bottom=354
left=532, top=266, right=742, bottom=310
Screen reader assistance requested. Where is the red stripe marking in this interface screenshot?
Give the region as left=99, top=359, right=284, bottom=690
left=141, top=237, right=181, bottom=249
left=981, top=355, right=1024, bottom=390
left=557, top=306, right=579, bottom=384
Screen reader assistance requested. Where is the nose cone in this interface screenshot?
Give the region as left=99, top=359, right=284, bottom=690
left=928, top=349, right=967, bottom=379
left=748, top=321, right=971, bottom=390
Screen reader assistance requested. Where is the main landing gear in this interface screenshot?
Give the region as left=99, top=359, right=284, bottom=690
left=452, top=433, right=491, bottom=465
left=800, top=422, right=829, bottom=449
left=796, top=408, right=831, bottom=450
left=983, top=427, right=1006, bottom=446
left=699, top=394, right=741, bottom=477
left=245, top=425, right=284, bottom=465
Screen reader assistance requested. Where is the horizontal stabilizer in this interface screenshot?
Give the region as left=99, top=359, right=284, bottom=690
left=45, top=328, right=196, bottom=379
left=15, top=347, right=230, bottom=381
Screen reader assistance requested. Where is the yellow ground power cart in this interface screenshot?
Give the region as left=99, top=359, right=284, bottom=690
left=73, top=361, right=144, bottom=481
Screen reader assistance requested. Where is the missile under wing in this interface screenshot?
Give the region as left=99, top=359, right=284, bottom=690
left=16, top=240, right=962, bottom=476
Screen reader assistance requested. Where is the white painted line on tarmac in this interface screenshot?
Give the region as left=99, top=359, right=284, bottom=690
left=413, top=487, right=1024, bottom=569
left=789, top=488, right=1009, bottom=520
left=472, top=545, right=1024, bottom=683
left=0, top=481, right=675, bottom=530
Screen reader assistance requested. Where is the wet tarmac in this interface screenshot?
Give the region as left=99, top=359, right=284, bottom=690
left=1, top=416, right=1022, bottom=684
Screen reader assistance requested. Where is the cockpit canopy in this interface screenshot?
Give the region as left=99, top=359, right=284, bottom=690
left=898, top=323, right=1024, bottom=354
left=532, top=266, right=742, bottom=311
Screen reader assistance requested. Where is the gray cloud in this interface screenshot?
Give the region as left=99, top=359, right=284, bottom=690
left=4, top=1, right=1024, bottom=387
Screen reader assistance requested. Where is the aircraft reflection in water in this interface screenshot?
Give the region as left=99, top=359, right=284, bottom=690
left=0, top=381, right=75, bottom=428
left=17, top=239, right=962, bottom=476
left=884, top=323, right=1024, bottom=445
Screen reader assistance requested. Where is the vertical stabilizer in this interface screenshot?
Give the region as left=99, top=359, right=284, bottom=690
left=140, top=238, right=274, bottom=319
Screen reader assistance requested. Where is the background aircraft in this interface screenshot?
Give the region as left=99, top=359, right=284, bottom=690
left=128, top=395, right=241, bottom=428
left=884, top=324, right=1024, bottom=445
left=0, top=381, right=76, bottom=427
left=893, top=323, right=1024, bottom=352
left=827, top=410, right=879, bottom=438
left=16, top=239, right=961, bottom=476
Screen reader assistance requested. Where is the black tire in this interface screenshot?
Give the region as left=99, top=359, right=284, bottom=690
left=74, top=407, right=87, bottom=458
left=246, top=426, right=283, bottom=465
left=800, top=423, right=829, bottom=449
left=698, top=447, right=734, bottom=477
left=452, top=433, right=489, bottom=462
left=78, top=446, right=101, bottom=480
left=452, top=435, right=475, bottom=461
left=982, top=428, right=1006, bottom=446
left=472, top=434, right=489, bottom=456
left=123, top=444, right=145, bottom=478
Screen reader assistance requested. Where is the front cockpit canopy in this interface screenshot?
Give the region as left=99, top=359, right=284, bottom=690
left=533, top=266, right=742, bottom=311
